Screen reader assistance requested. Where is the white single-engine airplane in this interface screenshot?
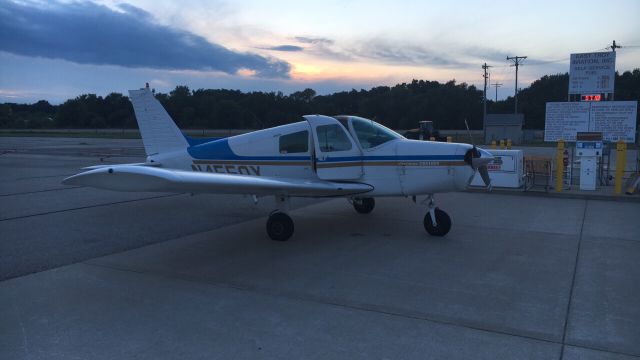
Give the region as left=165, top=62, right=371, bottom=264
left=63, top=85, right=493, bottom=241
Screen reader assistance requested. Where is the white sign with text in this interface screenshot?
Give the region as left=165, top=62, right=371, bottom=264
left=569, top=52, right=616, bottom=94
left=545, top=101, right=637, bottom=142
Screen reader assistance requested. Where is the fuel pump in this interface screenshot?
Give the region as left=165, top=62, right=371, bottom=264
left=576, top=132, right=603, bottom=191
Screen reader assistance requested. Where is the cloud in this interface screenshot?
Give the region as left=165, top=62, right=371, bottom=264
left=293, top=35, right=352, bottom=61
left=295, top=36, right=334, bottom=45
left=294, top=35, right=469, bottom=67
left=352, top=41, right=466, bottom=67
left=263, top=45, right=304, bottom=52
left=294, top=35, right=518, bottom=69
left=0, top=1, right=291, bottom=78
left=463, top=46, right=511, bottom=63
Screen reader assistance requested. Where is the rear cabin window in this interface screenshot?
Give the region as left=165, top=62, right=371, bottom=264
left=316, top=124, right=352, bottom=152
left=279, top=130, right=309, bottom=153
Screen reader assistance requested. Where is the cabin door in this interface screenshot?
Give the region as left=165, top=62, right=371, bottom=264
left=305, top=115, right=363, bottom=180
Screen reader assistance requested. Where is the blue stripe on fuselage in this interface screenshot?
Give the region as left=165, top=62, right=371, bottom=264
left=188, top=138, right=310, bottom=161
left=316, top=155, right=465, bottom=163
left=187, top=138, right=463, bottom=162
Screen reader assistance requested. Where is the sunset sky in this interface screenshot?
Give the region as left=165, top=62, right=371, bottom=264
left=1, top=0, right=639, bottom=103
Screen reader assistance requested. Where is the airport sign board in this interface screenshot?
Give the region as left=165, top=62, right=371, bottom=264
left=569, top=52, right=616, bottom=94
left=544, top=102, right=590, bottom=141
left=544, top=101, right=637, bottom=142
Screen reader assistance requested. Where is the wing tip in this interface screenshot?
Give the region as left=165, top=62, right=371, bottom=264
left=61, top=174, right=79, bottom=186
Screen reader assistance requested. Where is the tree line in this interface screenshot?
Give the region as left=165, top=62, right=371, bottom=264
left=1, top=70, right=638, bottom=131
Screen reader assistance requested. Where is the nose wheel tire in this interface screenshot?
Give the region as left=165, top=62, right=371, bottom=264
left=353, top=197, right=375, bottom=214
left=266, top=212, right=294, bottom=241
left=424, top=208, right=451, bottom=236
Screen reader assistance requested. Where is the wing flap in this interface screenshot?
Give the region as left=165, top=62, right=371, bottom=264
left=82, top=162, right=161, bottom=170
left=62, top=165, right=373, bottom=197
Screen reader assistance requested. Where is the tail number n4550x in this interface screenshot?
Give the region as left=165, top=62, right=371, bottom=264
left=191, top=164, right=261, bottom=176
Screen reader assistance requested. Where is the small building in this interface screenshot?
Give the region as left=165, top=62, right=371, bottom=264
left=485, top=114, right=524, bottom=144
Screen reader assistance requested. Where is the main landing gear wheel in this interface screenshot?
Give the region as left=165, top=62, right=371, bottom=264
left=353, top=197, right=375, bottom=214
left=266, top=212, right=294, bottom=241
left=424, top=208, right=451, bottom=236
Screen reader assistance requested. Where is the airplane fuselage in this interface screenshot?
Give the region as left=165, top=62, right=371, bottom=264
left=151, top=117, right=479, bottom=197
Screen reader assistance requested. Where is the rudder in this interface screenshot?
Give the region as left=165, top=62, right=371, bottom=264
left=128, top=87, right=188, bottom=156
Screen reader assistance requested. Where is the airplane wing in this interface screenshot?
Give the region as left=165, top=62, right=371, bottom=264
left=62, top=165, right=373, bottom=197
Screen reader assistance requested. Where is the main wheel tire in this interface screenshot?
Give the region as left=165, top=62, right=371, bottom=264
left=266, top=212, right=294, bottom=241
left=353, top=197, right=375, bottom=214
left=424, top=208, right=452, bottom=236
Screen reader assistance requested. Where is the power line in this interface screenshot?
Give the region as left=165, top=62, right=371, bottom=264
left=526, top=58, right=569, bottom=66
left=493, top=64, right=510, bottom=81
left=506, top=55, right=527, bottom=114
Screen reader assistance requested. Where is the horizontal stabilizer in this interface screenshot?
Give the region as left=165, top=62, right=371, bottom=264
left=62, top=166, right=373, bottom=197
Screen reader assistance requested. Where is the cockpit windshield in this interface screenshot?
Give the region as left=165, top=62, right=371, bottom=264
left=349, top=116, right=403, bottom=149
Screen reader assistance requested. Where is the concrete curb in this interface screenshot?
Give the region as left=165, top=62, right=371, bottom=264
left=466, top=188, right=640, bottom=203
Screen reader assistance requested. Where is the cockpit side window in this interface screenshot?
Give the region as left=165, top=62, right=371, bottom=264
left=351, top=117, right=403, bottom=149
left=279, top=130, right=309, bottom=153
left=316, top=124, right=352, bottom=152
left=336, top=117, right=349, bottom=129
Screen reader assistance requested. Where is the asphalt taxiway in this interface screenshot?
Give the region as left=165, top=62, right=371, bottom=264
left=1, top=137, right=639, bottom=359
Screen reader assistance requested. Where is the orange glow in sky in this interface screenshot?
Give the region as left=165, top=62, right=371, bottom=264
left=1, top=0, right=638, bottom=103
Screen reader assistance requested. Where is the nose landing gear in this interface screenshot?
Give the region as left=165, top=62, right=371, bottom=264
left=422, top=195, right=451, bottom=236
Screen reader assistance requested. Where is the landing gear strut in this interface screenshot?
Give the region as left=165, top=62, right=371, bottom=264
left=267, top=195, right=294, bottom=241
left=351, top=197, right=375, bottom=214
left=422, top=195, right=451, bottom=236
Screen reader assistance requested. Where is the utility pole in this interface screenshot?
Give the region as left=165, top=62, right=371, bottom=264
left=610, top=40, right=621, bottom=52
left=506, top=55, right=527, bottom=114
left=610, top=40, right=621, bottom=100
left=492, top=82, right=503, bottom=102
left=482, top=63, right=492, bottom=139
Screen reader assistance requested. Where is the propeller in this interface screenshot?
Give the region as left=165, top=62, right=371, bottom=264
left=477, top=163, right=491, bottom=189
left=463, top=119, right=492, bottom=190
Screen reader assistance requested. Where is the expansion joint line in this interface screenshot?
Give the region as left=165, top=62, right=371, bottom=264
left=559, top=199, right=589, bottom=360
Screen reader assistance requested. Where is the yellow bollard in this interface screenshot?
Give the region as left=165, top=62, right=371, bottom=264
left=499, top=139, right=505, bottom=149
left=446, top=136, right=452, bottom=143
left=556, top=140, right=565, bottom=192
left=614, top=140, right=627, bottom=195
left=507, top=139, right=512, bottom=149
left=491, top=140, right=496, bottom=149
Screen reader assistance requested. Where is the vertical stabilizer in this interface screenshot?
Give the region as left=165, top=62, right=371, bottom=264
left=128, top=87, right=188, bottom=156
